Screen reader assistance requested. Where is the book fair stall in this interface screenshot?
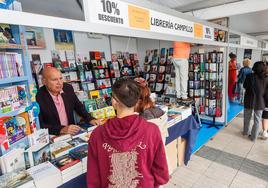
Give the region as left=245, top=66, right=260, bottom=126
left=0, top=0, right=267, bottom=187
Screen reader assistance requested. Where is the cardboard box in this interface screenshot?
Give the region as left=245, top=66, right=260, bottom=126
left=165, top=140, right=177, bottom=175
left=177, top=137, right=187, bottom=167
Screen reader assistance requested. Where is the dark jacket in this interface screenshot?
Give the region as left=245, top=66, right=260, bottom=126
left=265, top=74, right=268, bottom=108
left=237, top=66, right=252, bottom=84
left=36, top=83, right=94, bottom=135
left=243, top=73, right=267, bottom=110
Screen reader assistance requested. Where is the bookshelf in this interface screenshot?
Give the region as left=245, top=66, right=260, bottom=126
left=0, top=23, right=39, bottom=156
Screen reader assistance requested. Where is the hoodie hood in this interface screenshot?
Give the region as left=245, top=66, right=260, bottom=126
left=103, top=114, right=146, bottom=152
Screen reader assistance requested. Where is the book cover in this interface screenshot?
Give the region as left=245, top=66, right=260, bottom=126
left=4, top=117, right=26, bottom=145
left=155, top=83, right=163, bottom=92
left=43, top=62, right=53, bottom=69
left=91, top=108, right=105, bottom=119
left=27, top=161, right=62, bottom=188
left=101, top=58, right=108, bottom=68
left=67, top=137, right=86, bottom=147
left=69, top=144, right=88, bottom=160
left=95, top=98, right=107, bottom=109
left=149, top=74, right=156, bottom=83
left=0, top=170, right=34, bottom=188
left=84, top=71, right=93, bottom=82
left=0, top=24, right=16, bottom=44
left=53, top=155, right=80, bottom=171
left=28, top=129, right=49, bottom=146
left=120, top=66, right=133, bottom=76
left=32, top=143, right=51, bottom=166
left=50, top=141, right=73, bottom=159
left=150, top=65, right=158, bottom=73
left=104, top=106, right=116, bottom=118
left=16, top=112, right=31, bottom=136
left=84, top=99, right=97, bottom=113
left=31, top=54, right=42, bottom=75
left=89, top=90, right=100, bottom=99
left=157, top=74, right=165, bottom=83
left=96, top=79, right=111, bottom=89
left=100, top=88, right=112, bottom=99
left=61, top=61, right=69, bottom=70
left=0, top=148, right=25, bottom=173
left=87, top=83, right=95, bottom=91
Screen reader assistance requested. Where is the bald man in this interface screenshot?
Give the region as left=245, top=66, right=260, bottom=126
left=36, top=67, right=100, bottom=136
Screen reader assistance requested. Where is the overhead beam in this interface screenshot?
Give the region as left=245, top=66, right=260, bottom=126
left=185, top=0, right=268, bottom=20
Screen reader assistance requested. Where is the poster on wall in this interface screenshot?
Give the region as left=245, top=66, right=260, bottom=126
left=25, top=26, right=46, bottom=49
left=244, top=49, right=252, bottom=60
left=53, top=29, right=74, bottom=50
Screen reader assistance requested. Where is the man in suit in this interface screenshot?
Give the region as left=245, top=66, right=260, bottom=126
left=36, top=67, right=100, bottom=135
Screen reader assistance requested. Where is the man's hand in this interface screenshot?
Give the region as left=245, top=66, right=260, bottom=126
left=60, top=124, right=81, bottom=135
left=89, top=119, right=103, bottom=126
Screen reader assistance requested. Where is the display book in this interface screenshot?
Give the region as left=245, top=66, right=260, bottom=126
left=188, top=51, right=223, bottom=117
left=0, top=124, right=98, bottom=187
left=143, top=48, right=177, bottom=103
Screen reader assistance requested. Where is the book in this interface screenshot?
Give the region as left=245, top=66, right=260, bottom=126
left=100, top=88, right=112, bottom=98
left=155, top=83, right=164, bottom=92
left=89, top=90, right=100, bottom=99
left=31, top=54, right=42, bottom=75
left=157, top=74, right=165, bottom=82
left=84, top=71, right=93, bottom=82
left=24, top=143, right=51, bottom=168
left=27, top=161, right=62, bottom=188
left=95, top=98, right=107, bottom=109
left=0, top=24, right=16, bottom=44
left=69, top=144, right=88, bottom=161
left=52, top=155, right=80, bottom=172
left=104, top=106, right=116, bottom=118
left=120, top=66, right=133, bottom=76
left=4, top=116, right=26, bottom=145
left=96, top=79, right=111, bottom=89
left=28, top=129, right=49, bottom=146
left=67, top=137, right=86, bottom=148
left=0, top=170, right=34, bottom=188
left=91, top=108, right=105, bottom=119
left=50, top=141, right=73, bottom=159
left=0, top=148, right=25, bottom=174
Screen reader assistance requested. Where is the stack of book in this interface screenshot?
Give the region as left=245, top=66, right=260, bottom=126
left=52, top=155, right=83, bottom=184
left=0, top=52, right=24, bottom=79
left=27, top=161, right=62, bottom=188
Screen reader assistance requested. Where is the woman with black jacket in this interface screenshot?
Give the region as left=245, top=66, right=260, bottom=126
left=261, top=64, right=268, bottom=139
left=243, top=61, right=267, bottom=141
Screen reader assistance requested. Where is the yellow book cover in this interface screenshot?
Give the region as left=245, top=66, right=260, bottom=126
left=89, top=90, right=100, bottom=99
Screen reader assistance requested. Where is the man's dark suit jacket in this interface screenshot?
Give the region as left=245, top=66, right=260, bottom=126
left=36, top=83, right=94, bottom=135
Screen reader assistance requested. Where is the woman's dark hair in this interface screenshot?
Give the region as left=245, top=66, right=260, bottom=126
left=229, top=52, right=237, bottom=59
left=252, top=61, right=265, bottom=78
left=112, top=78, right=140, bottom=108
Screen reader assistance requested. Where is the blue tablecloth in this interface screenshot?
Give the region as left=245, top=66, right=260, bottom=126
left=165, top=115, right=200, bottom=165
left=59, top=115, right=200, bottom=188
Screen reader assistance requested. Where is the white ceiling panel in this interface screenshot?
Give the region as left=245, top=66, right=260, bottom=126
left=229, top=10, right=268, bottom=34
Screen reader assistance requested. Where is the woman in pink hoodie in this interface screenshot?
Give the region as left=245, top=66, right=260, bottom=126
left=87, top=78, right=169, bottom=188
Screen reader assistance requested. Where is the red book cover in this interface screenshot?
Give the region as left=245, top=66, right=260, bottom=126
left=43, top=63, right=53, bottom=68
left=61, top=61, right=70, bottom=69
left=54, top=155, right=80, bottom=171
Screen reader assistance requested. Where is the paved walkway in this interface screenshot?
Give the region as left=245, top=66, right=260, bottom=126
left=164, top=113, right=268, bottom=188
